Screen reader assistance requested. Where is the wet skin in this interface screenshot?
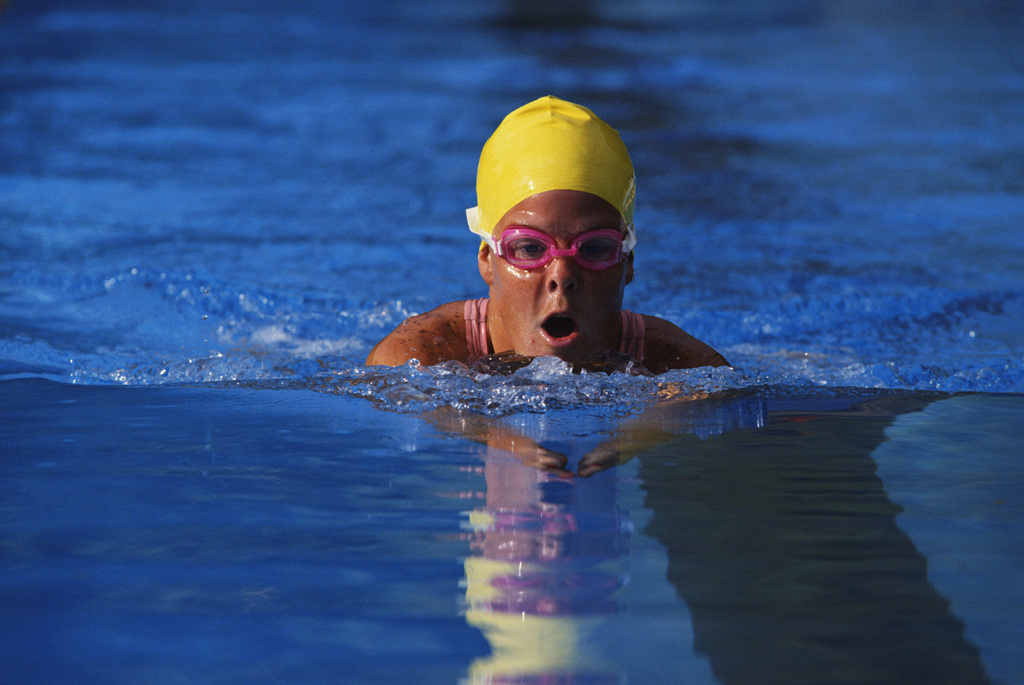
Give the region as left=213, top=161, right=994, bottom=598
left=479, top=190, right=634, bottom=364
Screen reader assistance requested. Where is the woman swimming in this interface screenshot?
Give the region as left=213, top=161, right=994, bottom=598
left=367, top=95, right=727, bottom=374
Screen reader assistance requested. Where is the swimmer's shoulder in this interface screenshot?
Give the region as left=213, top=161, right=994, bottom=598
left=365, top=301, right=470, bottom=367
left=640, top=314, right=729, bottom=374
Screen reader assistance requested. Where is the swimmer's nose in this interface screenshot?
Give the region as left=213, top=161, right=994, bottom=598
left=546, top=254, right=578, bottom=293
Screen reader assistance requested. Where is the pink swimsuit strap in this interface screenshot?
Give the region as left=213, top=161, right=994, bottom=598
left=464, top=298, right=645, bottom=363
left=464, top=298, right=491, bottom=359
left=618, top=309, right=645, bottom=363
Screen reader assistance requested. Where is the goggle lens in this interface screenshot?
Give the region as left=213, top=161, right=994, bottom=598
left=495, top=227, right=633, bottom=270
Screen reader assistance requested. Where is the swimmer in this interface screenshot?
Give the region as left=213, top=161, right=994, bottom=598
left=367, top=95, right=727, bottom=374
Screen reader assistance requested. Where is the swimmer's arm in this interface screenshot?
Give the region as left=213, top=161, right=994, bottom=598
left=578, top=391, right=716, bottom=477
left=365, top=301, right=469, bottom=367
left=640, top=314, right=730, bottom=374
left=423, top=406, right=571, bottom=476
left=578, top=426, right=675, bottom=477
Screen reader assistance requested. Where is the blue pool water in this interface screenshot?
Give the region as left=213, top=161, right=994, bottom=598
left=2, top=1, right=1023, bottom=683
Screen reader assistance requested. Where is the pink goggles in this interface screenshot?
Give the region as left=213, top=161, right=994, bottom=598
left=485, top=226, right=637, bottom=271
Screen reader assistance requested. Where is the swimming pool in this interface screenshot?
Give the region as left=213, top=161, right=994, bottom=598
left=3, top=381, right=1021, bottom=683
left=2, top=1, right=1023, bottom=682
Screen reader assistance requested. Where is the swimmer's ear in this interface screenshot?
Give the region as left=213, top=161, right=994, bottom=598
left=625, top=252, right=634, bottom=285
left=478, top=244, right=495, bottom=286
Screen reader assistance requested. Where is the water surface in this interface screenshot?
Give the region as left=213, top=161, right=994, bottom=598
left=2, top=1, right=1023, bottom=683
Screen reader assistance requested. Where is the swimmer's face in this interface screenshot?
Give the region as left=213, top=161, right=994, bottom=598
left=478, top=190, right=634, bottom=362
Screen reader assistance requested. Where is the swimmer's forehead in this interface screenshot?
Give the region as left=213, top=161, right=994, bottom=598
left=495, top=190, right=626, bottom=234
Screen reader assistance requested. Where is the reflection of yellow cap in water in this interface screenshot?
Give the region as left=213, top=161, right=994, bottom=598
left=463, top=556, right=609, bottom=683
left=466, top=95, right=636, bottom=240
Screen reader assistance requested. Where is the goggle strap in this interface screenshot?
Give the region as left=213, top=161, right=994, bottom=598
left=467, top=205, right=503, bottom=254
left=623, top=224, right=637, bottom=253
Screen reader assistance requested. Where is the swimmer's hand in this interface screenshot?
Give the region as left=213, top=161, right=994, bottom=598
left=577, top=439, right=636, bottom=478
left=422, top=405, right=573, bottom=477
left=504, top=438, right=572, bottom=478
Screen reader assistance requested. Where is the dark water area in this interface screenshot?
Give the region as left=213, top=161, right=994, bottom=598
left=640, top=392, right=1014, bottom=685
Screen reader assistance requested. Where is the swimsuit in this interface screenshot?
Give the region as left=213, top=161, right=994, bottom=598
left=463, top=298, right=645, bottom=363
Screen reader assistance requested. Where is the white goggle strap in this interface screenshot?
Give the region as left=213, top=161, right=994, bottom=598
left=623, top=224, right=637, bottom=254
left=466, top=206, right=500, bottom=254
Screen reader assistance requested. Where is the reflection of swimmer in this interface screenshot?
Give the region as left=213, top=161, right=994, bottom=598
left=367, top=96, right=728, bottom=374
left=462, top=448, right=625, bottom=684
left=427, top=388, right=765, bottom=478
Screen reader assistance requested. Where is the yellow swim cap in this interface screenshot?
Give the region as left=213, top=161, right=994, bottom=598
left=466, top=96, right=636, bottom=240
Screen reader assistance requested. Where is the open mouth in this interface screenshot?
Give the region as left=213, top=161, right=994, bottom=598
left=541, top=314, right=577, bottom=340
